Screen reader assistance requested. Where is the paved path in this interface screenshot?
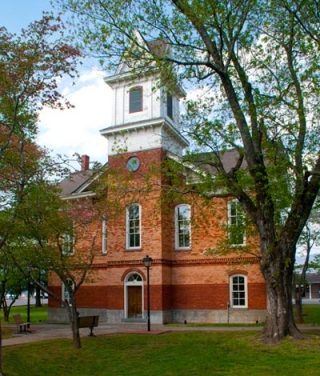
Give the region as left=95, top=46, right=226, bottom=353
left=3, top=322, right=320, bottom=347
left=2, top=322, right=263, bottom=347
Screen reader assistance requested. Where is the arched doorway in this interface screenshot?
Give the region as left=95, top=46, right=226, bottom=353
left=124, top=272, right=143, bottom=319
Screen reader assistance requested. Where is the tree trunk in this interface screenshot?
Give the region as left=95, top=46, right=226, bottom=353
left=0, top=319, right=3, bottom=376
left=261, top=247, right=303, bottom=343
left=71, top=307, right=81, bottom=349
left=65, top=301, right=81, bottom=349
left=295, top=286, right=304, bottom=323
left=35, top=285, right=42, bottom=307
left=2, top=299, right=9, bottom=322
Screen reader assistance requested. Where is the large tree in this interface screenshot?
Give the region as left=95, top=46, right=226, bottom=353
left=58, top=0, right=320, bottom=342
left=0, top=16, right=80, bottom=360
left=0, top=15, right=79, bottom=253
left=15, top=181, right=98, bottom=349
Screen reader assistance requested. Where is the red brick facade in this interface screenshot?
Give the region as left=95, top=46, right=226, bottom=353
left=48, top=147, right=267, bottom=324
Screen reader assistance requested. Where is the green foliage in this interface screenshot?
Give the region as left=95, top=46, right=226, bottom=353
left=0, top=255, right=27, bottom=299
left=309, top=254, right=320, bottom=273
left=0, top=15, right=80, bottom=256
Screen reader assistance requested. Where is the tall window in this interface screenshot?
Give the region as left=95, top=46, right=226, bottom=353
left=230, top=275, right=247, bottom=308
left=126, top=204, right=141, bottom=249
left=228, top=200, right=245, bottom=246
left=62, top=279, right=74, bottom=305
left=62, top=232, right=74, bottom=255
left=129, top=86, right=143, bottom=113
left=102, top=218, right=107, bottom=255
left=167, top=92, right=173, bottom=119
left=175, top=204, right=191, bottom=250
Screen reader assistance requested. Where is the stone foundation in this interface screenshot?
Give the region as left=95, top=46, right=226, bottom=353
left=48, top=307, right=266, bottom=324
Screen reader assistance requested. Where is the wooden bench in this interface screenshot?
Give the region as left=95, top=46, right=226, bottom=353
left=13, top=314, right=31, bottom=334
left=77, top=315, right=99, bottom=336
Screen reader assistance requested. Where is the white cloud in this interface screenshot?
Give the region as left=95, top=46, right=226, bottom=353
left=38, top=67, right=112, bottom=164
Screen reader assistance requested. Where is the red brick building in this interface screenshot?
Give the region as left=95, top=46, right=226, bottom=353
left=48, top=53, right=267, bottom=324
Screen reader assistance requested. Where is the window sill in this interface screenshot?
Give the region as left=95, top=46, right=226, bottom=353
left=175, top=248, right=191, bottom=252
left=230, top=243, right=246, bottom=248
left=126, top=248, right=142, bottom=251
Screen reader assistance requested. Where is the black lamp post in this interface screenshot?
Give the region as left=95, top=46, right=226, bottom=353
left=27, top=279, right=31, bottom=325
left=26, top=266, right=34, bottom=328
left=143, top=255, right=153, bottom=332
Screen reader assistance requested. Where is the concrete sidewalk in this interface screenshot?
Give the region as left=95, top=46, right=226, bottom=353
left=2, top=322, right=263, bottom=347
left=3, top=322, right=319, bottom=347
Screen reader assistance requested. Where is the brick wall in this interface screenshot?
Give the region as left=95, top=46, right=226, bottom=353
left=49, top=147, right=267, bottom=318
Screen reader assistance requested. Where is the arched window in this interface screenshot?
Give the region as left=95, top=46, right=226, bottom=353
left=126, top=204, right=141, bottom=249
left=228, top=199, right=245, bottom=246
left=126, top=273, right=143, bottom=283
left=129, top=86, right=143, bottom=113
left=230, top=275, right=248, bottom=308
left=175, top=204, right=191, bottom=250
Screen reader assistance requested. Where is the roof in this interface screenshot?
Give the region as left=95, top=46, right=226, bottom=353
left=306, top=273, right=320, bottom=284
left=59, top=150, right=244, bottom=200
left=106, top=34, right=185, bottom=98
left=184, top=149, right=247, bottom=175
left=59, top=170, right=95, bottom=197
left=146, top=39, right=169, bottom=59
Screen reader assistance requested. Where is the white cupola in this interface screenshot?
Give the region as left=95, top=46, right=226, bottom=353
left=100, top=37, right=189, bottom=157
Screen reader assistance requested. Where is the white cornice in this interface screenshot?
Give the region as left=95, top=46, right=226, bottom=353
left=61, top=191, right=96, bottom=200
left=100, top=118, right=189, bottom=147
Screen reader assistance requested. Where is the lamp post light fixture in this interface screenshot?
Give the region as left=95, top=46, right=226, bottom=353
left=143, top=255, right=153, bottom=332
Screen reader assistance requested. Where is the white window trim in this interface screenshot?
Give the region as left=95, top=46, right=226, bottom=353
left=124, top=272, right=144, bottom=319
left=126, top=203, right=142, bottom=250
left=229, top=274, right=248, bottom=309
left=175, top=204, right=192, bottom=251
left=62, top=232, right=75, bottom=256
left=102, top=218, right=107, bottom=255
left=227, top=199, right=246, bottom=246
left=166, top=92, right=173, bottom=120
left=128, top=85, right=143, bottom=114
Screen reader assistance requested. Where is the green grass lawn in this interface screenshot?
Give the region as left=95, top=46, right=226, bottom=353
left=3, top=331, right=320, bottom=376
left=301, top=304, right=320, bottom=325
left=0, top=304, right=48, bottom=325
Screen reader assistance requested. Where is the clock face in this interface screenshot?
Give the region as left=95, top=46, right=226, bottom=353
left=127, top=156, right=140, bottom=172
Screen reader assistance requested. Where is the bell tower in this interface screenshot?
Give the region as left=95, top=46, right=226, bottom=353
left=100, top=46, right=189, bottom=157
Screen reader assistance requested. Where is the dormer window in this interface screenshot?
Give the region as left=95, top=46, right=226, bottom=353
left=129, top=86, right=143, bottom=113
left=167, top=92, right=173, bottom=119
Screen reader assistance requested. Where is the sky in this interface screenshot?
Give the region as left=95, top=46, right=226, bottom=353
left=0, top=0, right=112, bottom=165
